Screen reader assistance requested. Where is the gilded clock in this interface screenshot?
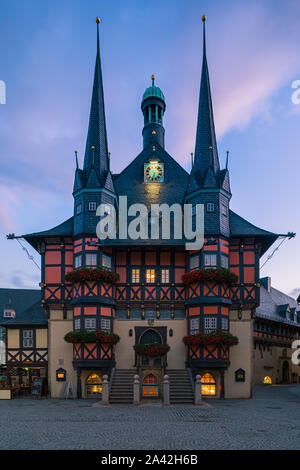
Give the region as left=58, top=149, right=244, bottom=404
left=144, top=161, right=164, bottom=183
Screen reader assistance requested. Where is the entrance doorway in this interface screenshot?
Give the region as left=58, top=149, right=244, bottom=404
left=282, top=361, right=290, bottom=383
left=86, top=373, right=102, bottom=398
left=139, top=329, right=162, bottom=366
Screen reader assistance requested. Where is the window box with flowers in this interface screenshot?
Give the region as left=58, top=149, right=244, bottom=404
left=65, top=267, right=119, bottom=284
left=134, top=343, right=170, bottom=357
left=182, top=268, right=238, bottom=285
left=183, top=330, right=239, bottom=347
left=64, top=330, right=120, bottom=345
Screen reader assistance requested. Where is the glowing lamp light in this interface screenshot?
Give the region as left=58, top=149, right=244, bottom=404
left=56, top=368, right=66, bottom=382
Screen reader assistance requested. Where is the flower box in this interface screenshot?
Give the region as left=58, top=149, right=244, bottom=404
left=65, top=267, right=119, bottom=284
left=64, top=330, right=120, bottom=345
left=182, top=268, right=238, bottom=285
left=133, top=343, right=170, bottom=357
left=183, top=330, right=238, bottom=347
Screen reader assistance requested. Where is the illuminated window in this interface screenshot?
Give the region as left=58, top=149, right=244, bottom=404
left=74, top=319, right=81, bottom=330
left=132, top=269, right=140, bottom=283
left=190, top=318, right=199, bottom=335
left=86, top=253, right=97, bottom=267
left=263, top=376, right=272, bottom=385
left=204, top=254, right=217, bottom=268
left=204, top=317, right=217, bottom=333
left=190, top=255, right=199, bottom=271
left=146, top=269, right=155, bottom=283
left=86, top=373, right=102, bottom=397
left=74, top=254, right=82, bottom=268
left=143, top=374, right=159, bottom=397
left=221, top=317, right=228, bottom=331
left=85, top=318, right=96, bottom=330
left=161, top=269, right=169, bottom=283
left=102, top=253, right=112, bottom=270
left=201, top=373, right=216, bottom=396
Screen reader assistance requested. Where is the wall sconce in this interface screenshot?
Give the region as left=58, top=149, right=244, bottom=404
left=238, top=309, right=242, bottom=320
left=56, top=368, right=66, bottom=382
left=169, top=329, right=173, bottom=337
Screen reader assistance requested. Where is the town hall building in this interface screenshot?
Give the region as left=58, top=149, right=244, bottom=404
left=7, top=17, right=299, bottom=401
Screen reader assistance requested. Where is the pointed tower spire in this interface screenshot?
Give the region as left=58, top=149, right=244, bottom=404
left=193, top=15, right=220, bottom=182
left=83, top=17, right=109, bottom=178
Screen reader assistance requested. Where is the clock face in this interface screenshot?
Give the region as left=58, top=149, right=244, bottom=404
left=144, top=161, right=164, bottom=183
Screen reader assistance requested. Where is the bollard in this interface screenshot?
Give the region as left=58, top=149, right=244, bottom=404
left=163, top=374, right=170, bottom=405
left=133, top=374, right=140, bottom=405
left=195, top=374, right=202, bottom=405
left=101, top=374, right=109, bottom=405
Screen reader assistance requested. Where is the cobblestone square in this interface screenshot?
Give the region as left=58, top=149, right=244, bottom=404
left=0, top=385, right=300, bottom=450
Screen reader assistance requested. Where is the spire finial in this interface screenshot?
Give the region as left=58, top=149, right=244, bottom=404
left=202, top=15, right=206, bottom=22
left=152, top=74, right=155, bottom=86
left=96, top=17, right=100, bottom=55
left=226, top=150, right=230, bottom=170
left=74, top=150, right=79, bottom=169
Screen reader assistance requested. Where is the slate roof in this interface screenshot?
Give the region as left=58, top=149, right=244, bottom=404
left=256, top=279, right=300, bottom=326
left=0, top=288, right=47, bottom=326
left=229, top=210, right=279, bottom=255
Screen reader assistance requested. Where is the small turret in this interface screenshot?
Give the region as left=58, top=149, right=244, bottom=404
left=141, top=75, right=166, bottom=149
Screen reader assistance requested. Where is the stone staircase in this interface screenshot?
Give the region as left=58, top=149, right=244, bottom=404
left=109, top=369, right=136, bottom=404
left=166, top=369, right=195, bottom=404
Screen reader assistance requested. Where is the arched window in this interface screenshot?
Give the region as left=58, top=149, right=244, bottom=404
left=263, top=376, right=272, bottom=385
left=142, top=374, right=159, bottom=397
left=86, top=373, right=102, bottom=397
left=140, top=329, right=162, bottom=344
left=201, top=373, right=216, bottom=396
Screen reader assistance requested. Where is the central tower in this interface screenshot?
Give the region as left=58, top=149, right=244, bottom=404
left=141, top=75, right=166, bottom=149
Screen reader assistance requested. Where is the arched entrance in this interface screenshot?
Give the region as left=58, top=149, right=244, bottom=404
left=86, top=373, right=102, bottom=398
left=282, top=361, right=290, bottom=383
left=201, top=373, right=216, bottom=396
left=139, top=329, right=162, bottom=366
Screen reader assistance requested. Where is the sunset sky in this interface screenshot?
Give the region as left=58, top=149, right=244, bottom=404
left=0, top=0, right=299, bottom=298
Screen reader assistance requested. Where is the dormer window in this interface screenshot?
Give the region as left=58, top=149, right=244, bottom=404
left=4, top=309, right=15, bottom=319
left=222, top=204, right=228, bottom=216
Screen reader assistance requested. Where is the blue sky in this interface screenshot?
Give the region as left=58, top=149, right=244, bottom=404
left=0, top=0, right=299, bottom=297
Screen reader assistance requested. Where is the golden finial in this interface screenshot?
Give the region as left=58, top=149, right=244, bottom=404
left=91, top=145, right=95, bottom=150
left=151, top=74, right=155, bottom=86
left=96, top=17, right=101, bottom=24
left=202, top=15, right=206, bottom=22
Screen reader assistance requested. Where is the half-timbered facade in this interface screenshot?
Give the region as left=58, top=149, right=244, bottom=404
left=16, top=17, right=297, bottom=400
left=0, top=288, right=48, bottom=386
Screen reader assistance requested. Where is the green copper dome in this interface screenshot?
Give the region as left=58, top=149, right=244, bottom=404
left=142, top=75, right=165, bottom=103
left=142, top=85, right=165, bottom=103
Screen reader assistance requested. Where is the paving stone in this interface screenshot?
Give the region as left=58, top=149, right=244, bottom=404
left=0, top=385, right=300, bottom=449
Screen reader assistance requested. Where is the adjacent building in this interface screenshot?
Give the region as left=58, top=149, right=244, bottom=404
left=0, top=288, right=48, bottom=386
